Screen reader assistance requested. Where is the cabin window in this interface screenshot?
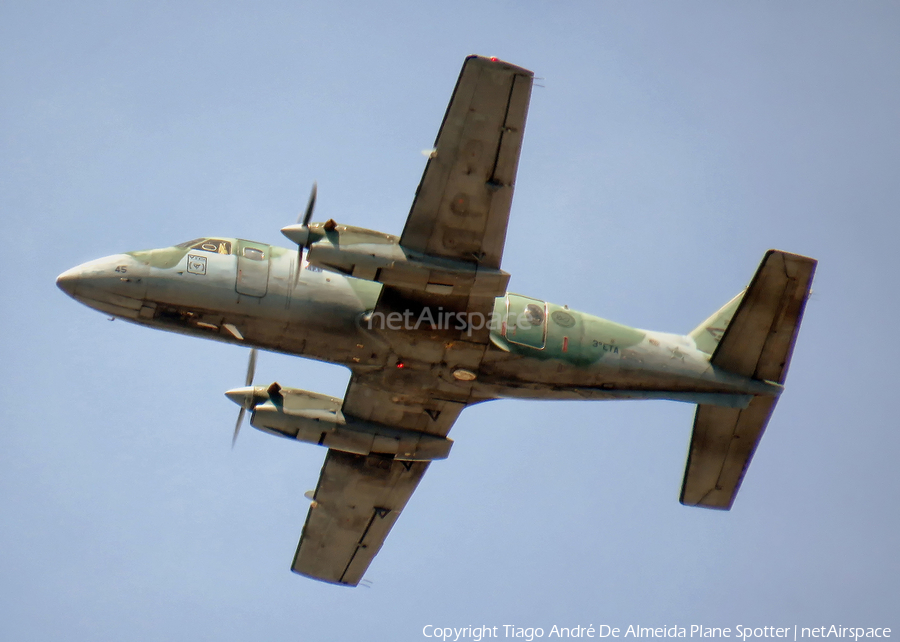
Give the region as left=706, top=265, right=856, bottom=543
left=524, top=303, right=545, bottom=327
left=242, top=247, right=265, bottom=261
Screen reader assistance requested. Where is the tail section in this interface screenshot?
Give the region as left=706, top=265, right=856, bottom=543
left=681, top=250, right=817, bottom=509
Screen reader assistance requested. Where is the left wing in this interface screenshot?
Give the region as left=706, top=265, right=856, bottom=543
left=291, top=374, right=466, bottom=585
left=372, top=56, right=533, bottom=340
left=401, top=55, right=534, bottom=270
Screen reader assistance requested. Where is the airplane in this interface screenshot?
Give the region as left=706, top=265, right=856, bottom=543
left=56, top=55, right=817, bottom=587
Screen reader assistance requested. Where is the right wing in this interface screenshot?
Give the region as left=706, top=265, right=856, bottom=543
left=340, top=371, right=466, bottom=437
left=291, top=372, right=466, bottom=585
left=292, top=449, right=429, bottom=586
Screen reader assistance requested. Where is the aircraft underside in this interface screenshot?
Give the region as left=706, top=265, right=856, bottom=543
left=57, top=55, right=816, bottom=586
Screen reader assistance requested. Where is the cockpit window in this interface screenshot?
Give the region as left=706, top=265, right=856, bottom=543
left=176, top=238, right=205, bottom=248
left=190, top=239, right=232, bottom=255
left=242, top=247, right=265, bottom=260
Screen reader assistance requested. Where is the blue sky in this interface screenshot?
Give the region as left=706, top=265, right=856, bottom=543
left=2, top=2, right=898, bottom=640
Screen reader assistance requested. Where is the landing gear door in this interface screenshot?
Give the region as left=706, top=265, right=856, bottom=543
left=236, top=240, right=270, bottom=297
left=506, top=294, right=547, bottom=349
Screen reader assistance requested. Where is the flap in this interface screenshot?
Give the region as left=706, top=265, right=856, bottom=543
left=341, top=372, right=467, bottom=437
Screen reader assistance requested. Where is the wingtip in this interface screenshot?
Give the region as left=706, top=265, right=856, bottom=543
left=465, top=54, right=533, bottom=76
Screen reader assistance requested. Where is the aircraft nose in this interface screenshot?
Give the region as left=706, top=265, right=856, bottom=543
left=56, top=266, right=82, bottom=298
left=55, top=254, right=150, bottom=318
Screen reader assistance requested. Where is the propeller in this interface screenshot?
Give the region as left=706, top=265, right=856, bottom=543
left=281, top=181, right=317, bottom=282
left=231, top=348, right=258, bottom=448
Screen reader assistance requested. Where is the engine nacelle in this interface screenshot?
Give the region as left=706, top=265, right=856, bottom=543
left=305, top=223, right=509, bottom=298
left=234, top=384, right=452, bottom=461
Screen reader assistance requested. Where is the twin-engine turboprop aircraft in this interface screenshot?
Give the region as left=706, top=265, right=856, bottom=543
left=57, top=56, right=817, bottom=586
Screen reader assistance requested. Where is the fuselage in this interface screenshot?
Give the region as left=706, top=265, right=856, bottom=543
left=56, top=236, right=780, bottom=409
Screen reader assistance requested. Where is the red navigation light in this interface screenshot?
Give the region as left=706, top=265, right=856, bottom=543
left=396, top=361, right=405, bottom=369
left=490, top=57, right=498, bottom=62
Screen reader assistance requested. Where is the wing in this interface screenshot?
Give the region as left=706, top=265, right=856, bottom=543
left=401, top=55, right=534, bottom=269
left=292, top=449, right=429, bottom=586
left=376, top=56, right=533, bottom=340
left=291, top=373, right=466, bottom=585
left=292, top=56, right=531, bottom=584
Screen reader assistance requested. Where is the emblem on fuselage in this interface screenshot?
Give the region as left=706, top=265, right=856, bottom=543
left=187, top=254, right=207, bottom=275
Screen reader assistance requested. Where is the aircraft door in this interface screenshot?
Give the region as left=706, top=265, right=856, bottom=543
left=235, top=240, right=270, bottom=297
left=506, top=294, right=547, bottom=349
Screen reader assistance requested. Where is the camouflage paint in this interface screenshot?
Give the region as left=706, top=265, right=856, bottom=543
left=58, top=236, right=781, bottom=408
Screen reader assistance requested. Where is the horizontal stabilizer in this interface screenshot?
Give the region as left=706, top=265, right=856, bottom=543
left=680, top=396, right=778, bottom=509
left=681, top=249, right=816, bottom=509
left=711, top=250, right=816, bottom=383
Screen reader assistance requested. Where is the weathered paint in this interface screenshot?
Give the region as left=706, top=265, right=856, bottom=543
left=58, top=236, right=782, bottom=407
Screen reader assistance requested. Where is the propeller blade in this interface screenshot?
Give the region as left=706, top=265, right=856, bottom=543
left=301, top=181, right=317, bottom=227
left=295, top=246, right=304, bottom=283
left=285, top=181, right=317, bottom=284
left=232, top=348, right=258, bottom=448
left=245, top=348, right=257, bottom=387
left=232, top=407, right=245, bottom=449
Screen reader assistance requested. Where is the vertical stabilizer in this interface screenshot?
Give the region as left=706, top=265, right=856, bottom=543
left=689, top=292, right=744, bottom=355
